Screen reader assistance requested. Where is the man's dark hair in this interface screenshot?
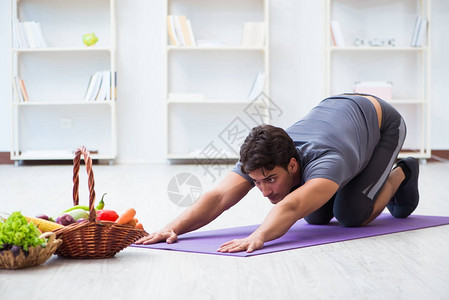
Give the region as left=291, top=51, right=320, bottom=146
left=239, top=124, right=299, bottom=174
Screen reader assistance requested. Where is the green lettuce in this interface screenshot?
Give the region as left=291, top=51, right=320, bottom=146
left=0, top=212, right=45, bottom=250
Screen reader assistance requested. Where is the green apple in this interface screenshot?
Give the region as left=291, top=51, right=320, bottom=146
left=83, top=33, right=98, bottom=46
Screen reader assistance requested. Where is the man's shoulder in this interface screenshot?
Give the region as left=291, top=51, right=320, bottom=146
left=231, top=161, right=255, bottom=187
left=301, top=150, right=351, bottom=187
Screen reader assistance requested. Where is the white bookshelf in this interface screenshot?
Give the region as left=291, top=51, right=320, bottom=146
left=10, top=0, right=117, bottom=164
left=165, top=0, right=270, bottom=161
left=325, top=0, right=431, bottom=160
left=11, top=47, right=112, bottom=52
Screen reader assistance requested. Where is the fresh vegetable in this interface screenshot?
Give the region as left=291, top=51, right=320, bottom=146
left=36, top=214, right=49, bottom=220
left=57, top=214, right=76, bottom=226
left=0, top=212, right=46, bottom=251
left=60, top=205, right=90, bottom=214
left=135, top=223, right=144, bottom=230
left=25, top=216, right=64, bottom=232
left=96, top=209, right=119, bottom=222
left=115, top=208, right=136, bottom=225
left=11, top=245, right=22, bottom=257
left=126, top=218, right=137, bottom=227
left=59, top=192, right=106, bottom=215
left=95, top=193, right=107, bottom=210
left=64, top=208, right=89, bottom=221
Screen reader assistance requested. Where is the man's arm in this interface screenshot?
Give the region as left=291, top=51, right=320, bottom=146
left=136, top=172, right=253, bottom=244
left=218, top=178, right=339, bottom=253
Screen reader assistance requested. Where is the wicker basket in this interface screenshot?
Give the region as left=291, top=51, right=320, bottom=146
left=53, top=146, right=147, bottom=259
left=0, top=232, right=62, bottom=270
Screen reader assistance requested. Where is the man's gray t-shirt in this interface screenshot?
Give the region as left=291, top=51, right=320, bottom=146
left=232, top=94, right=381, bottom=190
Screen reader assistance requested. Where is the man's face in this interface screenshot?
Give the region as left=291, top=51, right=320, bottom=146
left=248, top=164, right=297, bottom=204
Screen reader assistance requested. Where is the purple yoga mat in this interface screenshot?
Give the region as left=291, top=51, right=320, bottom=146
left=131, top=214, right=449, bottom=257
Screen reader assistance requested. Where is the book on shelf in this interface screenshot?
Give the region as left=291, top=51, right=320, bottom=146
left=84, top=71, right=115, bottom=102
left=167, top=15, right=179, bottom=46
left=241, top=22, right=265, bottom=47
left=113, top=71, right=117, bottom=100
left=97, top=70, right=111, bottom=101
left=13, top=20, right=47, bottom=49
left=186, top=20, right=196, bottom=46
left=13, top=76, right=29, bottom=102
left=173, top=16, right=186, bottom=46
left=167, top=15, right=196, bottom=47
left=84, top=72, right=102, bottom=101
left=247, top=71, right=265, bottom=100
left=330, top=20, right=345, bottom=47
left=13, top=77, right=23, bottom=102
left=411, top=15, right=428, bottom=47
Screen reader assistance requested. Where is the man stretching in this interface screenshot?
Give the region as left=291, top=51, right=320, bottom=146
left=136, top=93, right=419, bottom=253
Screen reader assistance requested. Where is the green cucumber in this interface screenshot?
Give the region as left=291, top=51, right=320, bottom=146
left=61, top=205, right=90, bottom=214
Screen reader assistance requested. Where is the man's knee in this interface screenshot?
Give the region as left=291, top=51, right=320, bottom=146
left=304, top=197, right=335, bottom=225
left=334, top=212, right=366, bottom=227
left=304, top=214, right=333, bottom=225
left=333, top=194, right=373, bottom=227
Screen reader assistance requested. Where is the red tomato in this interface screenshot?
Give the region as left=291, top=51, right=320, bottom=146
left=96, top=209, right=119, bottom=222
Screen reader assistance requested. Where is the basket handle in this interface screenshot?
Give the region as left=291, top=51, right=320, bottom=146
left=73, top=146, right=97, bottom=222
left=39, top=231, right=56, bottom=244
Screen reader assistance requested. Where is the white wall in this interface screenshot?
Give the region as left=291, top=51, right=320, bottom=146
left=0, top=2, right=11, bottom=152
left=115, top=1, right=166, bottom=163
left=0, top=0, right=448, bottom=163
left=430, top=0, right=449, bottom=149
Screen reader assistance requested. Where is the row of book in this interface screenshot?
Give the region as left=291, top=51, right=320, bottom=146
left=330, top=21, right=345, bottom=47
left=84, top=71, right=116, bottom=101
left=13, top=20, right=47, bottom=49
left=13, top=77, right=29, bottom=102
left=167, top=15, right=266, bottom=48
left=410, top=15, right=428, bottom=47
left=330, top=15, right=428, bottom=47
left=167, top=15, right=196, bottom=46
left=12, top=72, right=116, bottom=102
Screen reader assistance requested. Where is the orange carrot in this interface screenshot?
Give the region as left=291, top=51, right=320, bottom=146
left=126, top=218, right=137, bottom=227
left=116, top=208, right=136, bottom=225
left=135, top=223, right=144, bottom=230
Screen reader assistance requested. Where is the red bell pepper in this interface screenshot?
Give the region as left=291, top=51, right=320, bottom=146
left=96, top=209, right=119, bottom=222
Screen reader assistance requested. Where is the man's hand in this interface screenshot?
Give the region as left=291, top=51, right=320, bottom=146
left=217, top=234, right=264, bottom=253
left=135, top=229, right=178, bottom=245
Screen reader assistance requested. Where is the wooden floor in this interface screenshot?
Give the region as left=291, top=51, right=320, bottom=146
left=1, top=160, right=449, bottom=299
